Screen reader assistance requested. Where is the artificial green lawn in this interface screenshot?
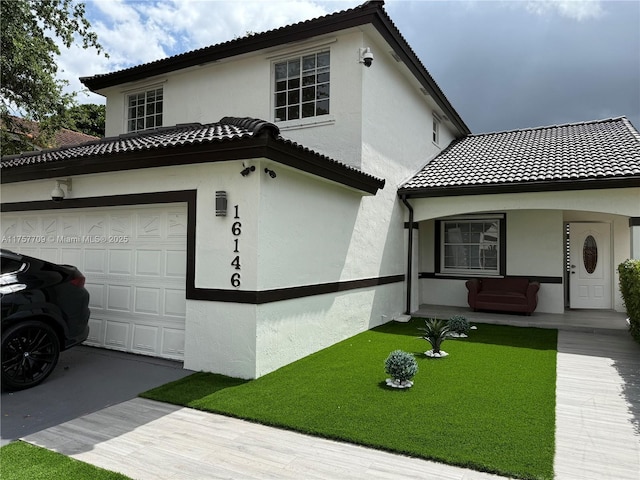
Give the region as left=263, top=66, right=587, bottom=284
left=0, top=441, right=131, bottom=480
left=142, top=320, right=557, bottom=480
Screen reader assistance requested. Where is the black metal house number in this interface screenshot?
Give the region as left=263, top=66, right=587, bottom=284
left=231, top=205, right=241, bottom=287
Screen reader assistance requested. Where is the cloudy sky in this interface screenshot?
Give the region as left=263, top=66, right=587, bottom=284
left=59, top=0, right=640, bottom=134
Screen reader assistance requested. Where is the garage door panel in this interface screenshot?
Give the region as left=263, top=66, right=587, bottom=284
left=136, top=249, right=163, bottom=276
left=138, top=214, right=162, bottom=238
left=85, top=249, right=107, bottom=273
left=168, top=212, right=188, bottom=237
left=132, top=324, right=159, bottom=355
left=85, top=216, right=106, bottom=236
left=61, top=248, right=82, bottom=267
left=109, top=249, right=133, bottom=275
left=86, top=319, right=102, bottom=345
left=166, top=250, right=186, bottom=277
left=165, top=289, right=187, bottom=317
left=110, top=216, right=131, bottom=236
left=107, top=284, right=132, bottom=312
left=3, top=217, right=17, bottom=236
left=105, top=320, right=129, bottom=350
left=162, top=329, right=185, bottom=358
left=134, top=287, right=162, bottom=315
left=86, top=283, right=105, bottom=309
left=22, top=218, right=39, bottom=235
left=1, top=205, right=187, bottom=360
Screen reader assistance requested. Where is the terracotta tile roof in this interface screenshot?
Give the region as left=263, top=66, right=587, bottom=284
left=400, top=117, right=640, bottom=196
left=2, top=116, right=100, bottom=149
left=1, top=117, right=385, bottom=194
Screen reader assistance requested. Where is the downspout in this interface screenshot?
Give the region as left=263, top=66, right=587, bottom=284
left=401, top=195, right=414, bottom=315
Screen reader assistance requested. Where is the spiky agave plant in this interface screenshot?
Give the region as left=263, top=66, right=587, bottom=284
left=418, top=318, right=450, bottom=354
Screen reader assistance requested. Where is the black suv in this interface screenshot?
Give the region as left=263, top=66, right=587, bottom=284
left=1, top=249, right=90, bottom=390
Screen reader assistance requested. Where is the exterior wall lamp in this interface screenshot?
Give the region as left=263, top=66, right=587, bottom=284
left=215, top=191, right=227, bottom=216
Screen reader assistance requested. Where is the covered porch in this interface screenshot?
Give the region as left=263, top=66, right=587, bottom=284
left=413, top=304, right=629, bottom=334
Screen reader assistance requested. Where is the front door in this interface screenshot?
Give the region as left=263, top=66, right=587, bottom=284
left=569, top=222, right=611, bottom=309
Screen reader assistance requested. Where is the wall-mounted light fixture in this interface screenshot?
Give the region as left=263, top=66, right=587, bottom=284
left=51, top=178, right=72, bottom=202
left=215, top=191, right=227, bottom=216
left=264, top=168, right=277, bottom=179
left=240, top=165, right=255, bottom=176
left=359, top=47, right=374, bottom=67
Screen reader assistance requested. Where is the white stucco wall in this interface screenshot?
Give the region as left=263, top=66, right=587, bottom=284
left=254, top=282, right=403, bottom=376
left=100, top=31, right=367, bottom=168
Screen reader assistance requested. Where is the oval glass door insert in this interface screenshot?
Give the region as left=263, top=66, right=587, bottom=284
left=583, top=235, right=598, bottom=274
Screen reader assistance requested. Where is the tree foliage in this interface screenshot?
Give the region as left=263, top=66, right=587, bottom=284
left=56, top=104, right=106, bottom=137
left=1, top=0, right=107, bottom=155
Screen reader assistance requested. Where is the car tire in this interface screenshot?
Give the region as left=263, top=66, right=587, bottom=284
left=1, top=320, right=61, bottom=391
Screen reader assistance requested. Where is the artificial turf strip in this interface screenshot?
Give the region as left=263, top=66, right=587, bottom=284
left=142, top=320, right=557, bottom=480
left=0, top=441, right=131, bottom=480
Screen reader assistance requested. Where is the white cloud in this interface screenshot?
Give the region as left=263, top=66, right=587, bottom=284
left=57, top=0, right=361, bottom=104
left=524, top=0, right=604, bottom=21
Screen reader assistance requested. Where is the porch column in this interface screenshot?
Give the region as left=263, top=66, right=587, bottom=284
left=631, top=218, right=640, bottom=260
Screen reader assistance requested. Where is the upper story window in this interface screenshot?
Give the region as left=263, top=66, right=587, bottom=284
left=127, top=87, right=163, bottom=132
left=432, top=114, right=440, bottom=144
left=274, top=51, right=330, bottom=122
left=440, top=217, right=503, bottom=276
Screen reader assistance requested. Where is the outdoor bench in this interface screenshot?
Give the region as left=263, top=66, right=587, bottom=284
left=465, top=277, right=540, bottom=315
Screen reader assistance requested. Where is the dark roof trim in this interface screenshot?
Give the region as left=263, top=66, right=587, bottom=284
left=2, top=133, right=384, bottom=195
left=80, top=1, right=469, bottom=135
left=398, top=177, right=640, bottom=198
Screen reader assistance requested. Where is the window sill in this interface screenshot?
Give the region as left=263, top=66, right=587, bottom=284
left=437, top=272, right=502, bottom=278
left=276, top=115, right=335, bottom=131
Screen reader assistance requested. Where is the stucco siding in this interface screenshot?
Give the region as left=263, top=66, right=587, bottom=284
left=254, top=281, right=403, bottom=376
left=184, top=301, right=257, bottom=379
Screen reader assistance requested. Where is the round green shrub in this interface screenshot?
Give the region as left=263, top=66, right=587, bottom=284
left=384, top=350, right=418, bottom=382
left=448, top=315, right=470, bottom=335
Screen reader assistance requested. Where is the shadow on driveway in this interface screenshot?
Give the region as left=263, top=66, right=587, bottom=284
left=1, top=345, right=193, bottom=445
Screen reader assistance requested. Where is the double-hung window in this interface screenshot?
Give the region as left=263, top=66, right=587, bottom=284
left=274, top=51, right=330, bottom=122
left=440, top=217, right=503, bottom=275
left=127, top=87, right=163, bottom=132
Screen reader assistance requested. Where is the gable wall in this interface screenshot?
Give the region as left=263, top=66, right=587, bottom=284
left=101, top=31, right=366, bottom=168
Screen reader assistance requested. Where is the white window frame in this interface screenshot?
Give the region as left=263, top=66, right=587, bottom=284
left=126, top=86, right=163, bottom=133
left=432, top=114, right=440, bottom=145
left=440, top=216, right=503, bottom=276
left=273, top=50, right=330, bottom=123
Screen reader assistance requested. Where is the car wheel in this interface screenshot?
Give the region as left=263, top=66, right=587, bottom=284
left=1, top=320, right=60, bottom=391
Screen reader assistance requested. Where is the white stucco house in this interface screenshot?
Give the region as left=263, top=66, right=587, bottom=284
left=2, top=1, right=639, bottom=379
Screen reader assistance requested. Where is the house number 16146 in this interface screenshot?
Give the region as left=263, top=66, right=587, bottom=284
left=230, top=205, right=241, bottom=287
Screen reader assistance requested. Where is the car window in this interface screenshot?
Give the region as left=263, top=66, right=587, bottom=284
left=1, top=258, right=24, bottom=275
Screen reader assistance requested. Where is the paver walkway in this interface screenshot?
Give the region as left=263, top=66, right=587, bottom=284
left=21, top=329, right=640, bottom=479
left=23, top=397, right=504, bottom=479
left=554, top=330, right=639, bottom=479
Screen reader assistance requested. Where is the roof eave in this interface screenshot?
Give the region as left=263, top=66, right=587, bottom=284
left=80, top=3, right=383, bottom=92
left=1, top=137, right=384, bottom=195
left=398, top=177, right=640, bottom=198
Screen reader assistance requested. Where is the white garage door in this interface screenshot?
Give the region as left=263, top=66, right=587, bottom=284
left=1, top=204, right=187, bottom=360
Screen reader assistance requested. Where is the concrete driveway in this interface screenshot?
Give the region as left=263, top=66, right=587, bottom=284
left=1, top=345, right=192, bottom=446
